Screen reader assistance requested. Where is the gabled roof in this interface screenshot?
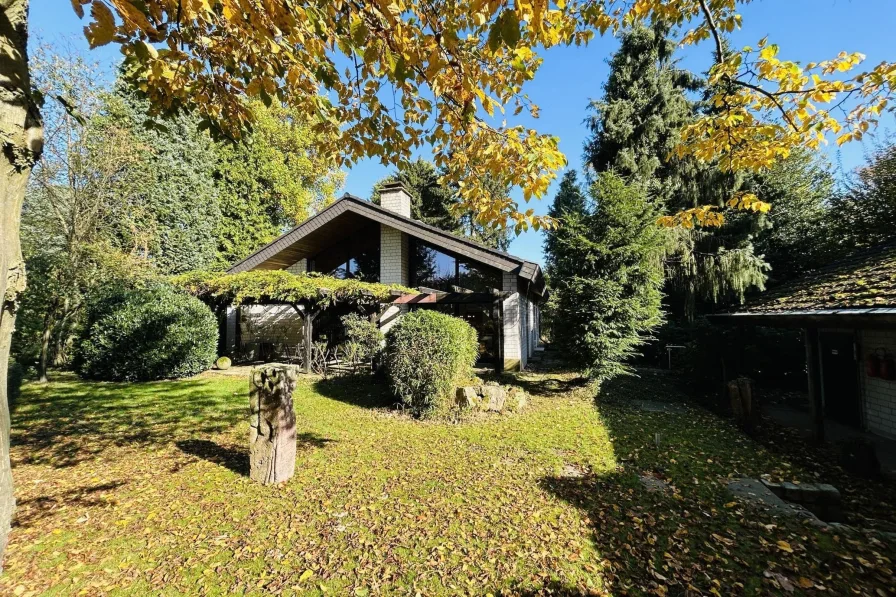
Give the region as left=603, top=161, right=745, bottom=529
left=228, top=195, right=545, bottom=294
left=710, top=242, right=896, bottom=327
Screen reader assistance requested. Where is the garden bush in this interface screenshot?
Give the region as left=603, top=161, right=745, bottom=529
left=77, top=283, right=217, bottom=381
left=384, top=310, right=478, bottom=417
left=340, top=313, right=384, bottom=363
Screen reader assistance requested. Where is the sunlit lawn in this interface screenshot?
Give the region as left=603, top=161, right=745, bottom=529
left=1, top=367, right=894, bottom=596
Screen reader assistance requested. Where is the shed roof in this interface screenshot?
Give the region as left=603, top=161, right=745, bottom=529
left=710, top=242, right=896, bottom=328
left=228, top=194, right=545, bottom=295
left=741, top=243, right=896, bottom=314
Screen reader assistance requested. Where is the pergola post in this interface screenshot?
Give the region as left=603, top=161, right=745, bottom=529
left=304, top=309, right=313, bottom=374
left=804, top=327, right=825, bottom=442
left=495, top=298, right=504, bottom=375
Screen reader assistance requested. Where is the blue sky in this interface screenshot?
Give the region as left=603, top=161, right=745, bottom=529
left=30, top=0, right=896, bottom=264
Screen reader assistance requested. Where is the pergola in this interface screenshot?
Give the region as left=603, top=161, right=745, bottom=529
left=173, top=270, right=413, bottom=373
left=173, top=270, right=514, bottom=374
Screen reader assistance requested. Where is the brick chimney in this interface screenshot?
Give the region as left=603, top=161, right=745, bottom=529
left=379, top=181, right=411, bottom=219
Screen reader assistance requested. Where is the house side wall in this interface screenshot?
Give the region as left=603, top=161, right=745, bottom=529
left=520, top=294, right=529, bottom=368
left=225, top=306, right=238, bottom=357
left=378, top=224, right=409, bottom=333
left=527, top=298, right=538, bottom=357
left=860, top=328, right=896, bottom=439
left=502, top=272, right=522, bottom=371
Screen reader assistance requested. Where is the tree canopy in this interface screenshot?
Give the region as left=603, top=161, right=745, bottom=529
left=214, top=100, right=345, bottom=268
left=73, top=0, right=896, bottom=230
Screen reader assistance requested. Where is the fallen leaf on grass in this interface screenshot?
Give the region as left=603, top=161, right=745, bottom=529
left=776, top=540, right=793, bottom=553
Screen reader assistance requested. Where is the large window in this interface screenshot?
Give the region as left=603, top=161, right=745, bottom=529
left=411, top=240, right=501, bottom=292
left=325, top=249, right=379, bottom=282
left=309, top=225, right=380, bottom=282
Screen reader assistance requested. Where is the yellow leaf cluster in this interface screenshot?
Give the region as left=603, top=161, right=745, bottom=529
left=71, top=0, right=895, bottom=230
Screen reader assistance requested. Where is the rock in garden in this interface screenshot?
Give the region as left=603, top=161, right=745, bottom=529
left=481, top=385, right=506, bottom=411
left=249, top=366, right=298, bottom=485
left=505, top=389, right=528, bottom=411
left=455, top=386, right=480, bottom=409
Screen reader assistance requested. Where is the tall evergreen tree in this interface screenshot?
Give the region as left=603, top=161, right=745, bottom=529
left=97, top=84, right=221, bottom=275
left=544, top=170, right=587, bottom=278
left=548, top=173, right=666, bottom=382
left=583, top=24, right=766, bottom=318
left=829, top=142, right=896, bottom=251
left=749, top=150, right=837, bottom=283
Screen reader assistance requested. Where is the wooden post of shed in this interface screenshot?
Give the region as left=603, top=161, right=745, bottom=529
left=804, top=327, right=825, bottom=442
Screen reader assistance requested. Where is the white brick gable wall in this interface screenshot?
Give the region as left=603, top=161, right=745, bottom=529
left=860, top=328, right=896, bottom=439
left=286, top=258, right=307, bottom=274
left=378, top=224, right=409, bottom=332
left=502, top=272, right=522, bottom=370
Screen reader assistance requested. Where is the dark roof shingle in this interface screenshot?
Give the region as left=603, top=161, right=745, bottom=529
left=742, top=243, right=896, bottom=314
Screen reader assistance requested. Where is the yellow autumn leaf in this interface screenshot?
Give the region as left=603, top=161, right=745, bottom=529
left=85, top=0, right=116, bottom=48
left=776, top=540, right=793, bottom=553
left=300, top=569, right=314, bottom=581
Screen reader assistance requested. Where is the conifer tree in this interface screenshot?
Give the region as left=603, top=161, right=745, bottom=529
left=583, top=24, right=767, bottom=318
left=548, top=173, right=665, bottom=382
left=544, top=170, right=587, bottom=279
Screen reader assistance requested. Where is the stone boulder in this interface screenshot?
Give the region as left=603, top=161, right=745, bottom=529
left=455, top=386, right=480, bottom=410
left=505, top=388, right=528, bottom=412
left=481, top=384, right=506, bottom=411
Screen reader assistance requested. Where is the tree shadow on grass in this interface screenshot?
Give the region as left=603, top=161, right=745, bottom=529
left=503, top=372, right=592, bottom=399
left=14, top=481, right=126, bottom=529
left=312, top=374, right=395, bottom=410
left=176, top=433, right=336, bottom=477
left=11, top=373, right=247, bottom=468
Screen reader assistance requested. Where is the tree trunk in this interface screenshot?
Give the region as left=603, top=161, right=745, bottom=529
left=249, top=367, right=298, bottom=485
left=1, top=0, right=42, bottom=569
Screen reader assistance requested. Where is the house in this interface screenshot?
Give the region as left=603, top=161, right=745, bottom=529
left=709, top=243, right=896, bottom=442
left=223, top=182, right=546, bottom=371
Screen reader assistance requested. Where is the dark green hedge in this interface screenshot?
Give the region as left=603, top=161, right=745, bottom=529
left=77, top=284, right=218, bottom=381
left=384, top=310, right=478, bottom=417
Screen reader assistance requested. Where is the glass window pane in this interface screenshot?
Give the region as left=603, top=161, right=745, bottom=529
left=457, top=260, right=501, bottom=292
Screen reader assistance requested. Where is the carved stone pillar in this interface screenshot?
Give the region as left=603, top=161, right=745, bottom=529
left=249, top=367, right=298, bottom=484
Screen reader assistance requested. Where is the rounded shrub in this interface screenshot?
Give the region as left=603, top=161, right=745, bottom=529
left=77, top=284, right=217, bottom=381
left=384, top=310, right=478, bottom=417
left=341, top=313, right=384, bottom=363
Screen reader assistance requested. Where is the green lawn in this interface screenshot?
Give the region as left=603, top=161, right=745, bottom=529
left=2, top=367, right=894, bottom=596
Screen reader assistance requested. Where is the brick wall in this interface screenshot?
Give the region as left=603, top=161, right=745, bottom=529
left=380, top=186, right=411, bottom=218
left=860, top=328, right=896, bottom=439
left=239, top=305, right=304, bottom=357
left=286, top=258, right=307, bottom=274
left=502, top=272, right=521, bottom=371
left=378, top=224, right=409, bottom=332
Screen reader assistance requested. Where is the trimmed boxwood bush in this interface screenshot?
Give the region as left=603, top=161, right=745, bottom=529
left=77, top=284, right=217, bottom=381
left=384, top=310, right=478, bottom=417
